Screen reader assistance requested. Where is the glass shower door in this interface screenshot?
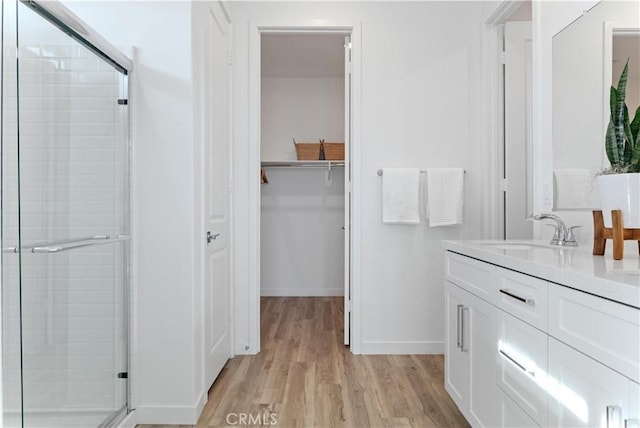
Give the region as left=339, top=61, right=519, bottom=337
left=2, top=1, right=130, bottom=426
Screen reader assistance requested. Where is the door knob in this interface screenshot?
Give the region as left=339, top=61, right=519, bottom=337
left=206, top=231, right=220, bottom=243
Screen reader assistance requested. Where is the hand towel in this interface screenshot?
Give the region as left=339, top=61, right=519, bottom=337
left=426, top=168, right=464, bottom=227
left=382, top=168, right=420, bottom=225
left=553, top=168, right=595, bottom=209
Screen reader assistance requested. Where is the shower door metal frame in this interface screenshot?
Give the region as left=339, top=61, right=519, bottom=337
left=18, top=0, right=132, bottom=74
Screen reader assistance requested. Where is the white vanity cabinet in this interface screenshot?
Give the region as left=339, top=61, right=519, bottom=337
left=443, top=247, right=640, bottom=428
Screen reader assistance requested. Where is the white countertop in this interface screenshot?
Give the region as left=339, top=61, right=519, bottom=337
left=443, top=240, right=640, bottom=309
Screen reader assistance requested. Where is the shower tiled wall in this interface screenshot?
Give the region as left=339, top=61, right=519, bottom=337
left=2, top=44, right=126, bottom=417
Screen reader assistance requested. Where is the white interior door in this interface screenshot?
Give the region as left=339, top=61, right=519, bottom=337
left=204, top=3, right=232, bottom=388
left=344, top=35, right=351, bottom=346
left=504, top=21, right=533, bottom=239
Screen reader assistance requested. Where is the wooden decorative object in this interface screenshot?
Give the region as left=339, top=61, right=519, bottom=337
left=592, top=210, right=640, bottom=260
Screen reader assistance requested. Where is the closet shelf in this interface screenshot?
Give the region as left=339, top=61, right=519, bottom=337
left=261, top=160, right=345, bottom=168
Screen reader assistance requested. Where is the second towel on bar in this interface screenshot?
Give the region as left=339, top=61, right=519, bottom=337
left=382, top=168, right=420, bottom=225
left=426, top=168, right=464, bottom=227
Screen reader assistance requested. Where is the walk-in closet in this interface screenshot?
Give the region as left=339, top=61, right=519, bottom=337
left=260, top=33, right=350, bottom=339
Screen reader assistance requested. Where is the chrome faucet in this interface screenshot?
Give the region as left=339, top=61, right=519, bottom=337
left=532, top=214, right=580, bottom=247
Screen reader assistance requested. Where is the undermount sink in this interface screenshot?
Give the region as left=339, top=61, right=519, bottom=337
left=478, top=242, right=555, bottom=250
left=484, top=244, right=537, bottom=250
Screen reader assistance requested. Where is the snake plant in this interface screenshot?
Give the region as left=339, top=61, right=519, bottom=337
left=605, top=60, right=640, bottom=173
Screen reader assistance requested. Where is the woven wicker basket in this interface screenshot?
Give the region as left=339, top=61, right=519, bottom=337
left=321, top=140, right=345, bottom=160
left=293, top=139, right=321, bottom=160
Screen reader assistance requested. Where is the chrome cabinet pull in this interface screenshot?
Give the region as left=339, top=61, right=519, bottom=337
left=499, top=349, right=536, bottom=377
left=460, top=307, right=469, bottom=352
left=499, top=288, right=535, bottom=306
left=607, top=405, right=623, bottom=428
left=456, top=304, right=463, bottom=349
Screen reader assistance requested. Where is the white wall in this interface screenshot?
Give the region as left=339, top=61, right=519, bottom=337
left=261, top=168, right=345, bottom=296
left=60, top=1, right=203, bottom=424
left=261, top=77, right=344, bottom=160
left=232, top=1, right=490, bottom=355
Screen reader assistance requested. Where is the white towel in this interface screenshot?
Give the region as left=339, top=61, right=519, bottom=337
left=382, top=168, right=420, bottom=225
left=554, top=168, right=595, bottom=209
left=426, top=168, right=464, bottom=227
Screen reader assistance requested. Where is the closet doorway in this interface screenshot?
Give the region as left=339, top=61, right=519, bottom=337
left=259, top=31, right=352, bottom=346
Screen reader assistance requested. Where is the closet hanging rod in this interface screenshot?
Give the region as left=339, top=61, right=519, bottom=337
left=376, top=168, right=466, bottom=176
left=262, top=161, right=345, bottom=168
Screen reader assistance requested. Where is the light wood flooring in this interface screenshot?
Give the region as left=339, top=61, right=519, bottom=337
left=139, top=297, right=468, bottom=428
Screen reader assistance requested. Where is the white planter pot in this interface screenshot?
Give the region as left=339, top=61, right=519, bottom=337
left=597, top=173, right=640, bottom=228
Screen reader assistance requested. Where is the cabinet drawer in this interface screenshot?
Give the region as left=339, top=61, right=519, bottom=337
left=445, top=251, right=495, bottom=303
left=548, top=283, right=640, bottom=383
left=497, top=386, right=539, bottom=428
left=497, top=309, right=548, bottom=427
left=548, top=337, right=631, bottom=427
left=497, top=268, right=547, bottom=330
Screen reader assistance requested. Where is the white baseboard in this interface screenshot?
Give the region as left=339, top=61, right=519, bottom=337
left=260, top=288, right=344, bottom=297
left=195, top=390, right=207, bottom=420
left=133, top=391, right=207, bottom=425
left=359, top=341, right=444, bottom=354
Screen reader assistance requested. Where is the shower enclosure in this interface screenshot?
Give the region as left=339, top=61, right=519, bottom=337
left=1, top=1, right=131, bottom=427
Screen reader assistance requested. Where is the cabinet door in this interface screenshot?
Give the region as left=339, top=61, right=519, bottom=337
left=466, top=290, right=497, bottom=428
left=548, top=337, right=629, bottom=427
left=445, top=280, right=469, bottom=412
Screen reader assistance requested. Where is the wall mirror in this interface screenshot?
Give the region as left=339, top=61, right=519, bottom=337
left=552, top=0, right=640, bottom=210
